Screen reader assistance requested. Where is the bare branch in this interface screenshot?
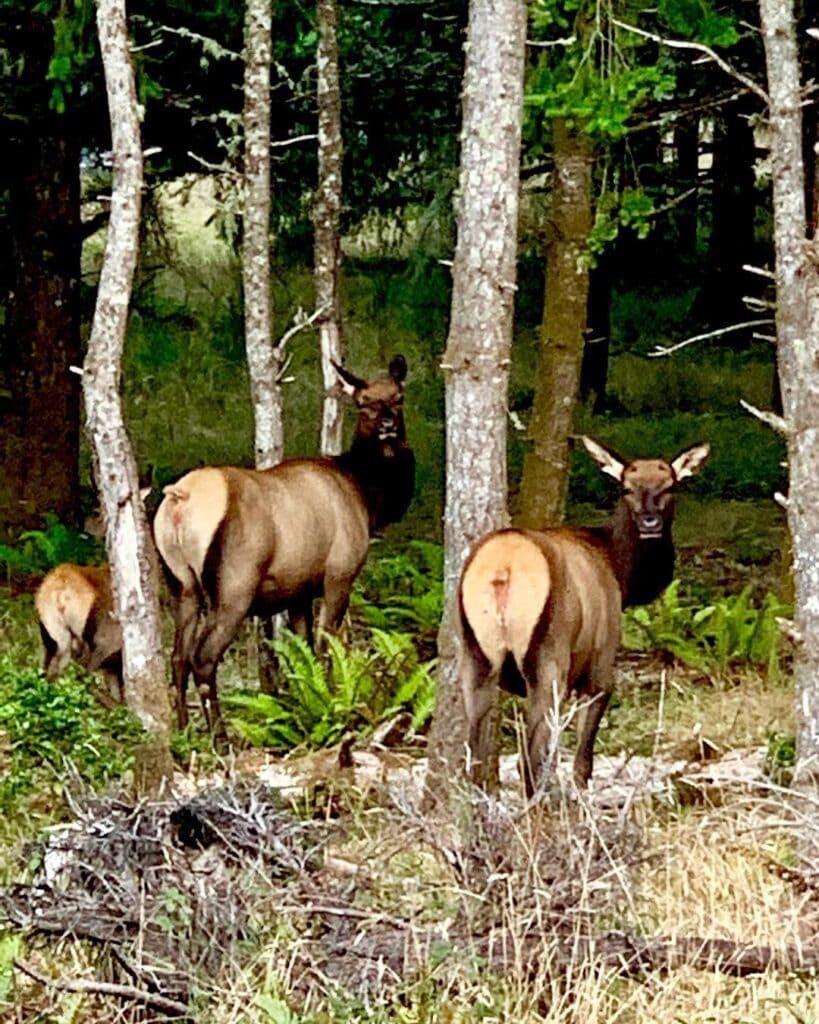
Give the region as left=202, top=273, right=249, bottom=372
left=527, top=35, right=576, bottom=48
left=186, top=150, right=239, bottom=178
left=739, top=398, right=791, bottom=437
left=648, top=319, right=774, bottom=357
left=611, top=17, right=769, bottom=103
left=275, top=304, right=329, bottom=353
left=743, top=263, right=775, bottom=280
left=14, top=960, right=190, bottom=1017
left=271, top=132, right=318, bottom=149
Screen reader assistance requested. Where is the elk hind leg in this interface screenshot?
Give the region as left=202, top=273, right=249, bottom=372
left=192, top=589, right=254, bottom=739
left=170, top=588, right=203, bottom=730
left=521, top=648, right=568, bottom=799
left=462, top=648, right=501, bottom=792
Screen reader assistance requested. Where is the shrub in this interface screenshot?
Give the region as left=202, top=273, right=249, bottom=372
left=223, top=627, right=436, bottom=750
left=0, top=514, right=103, bottom=581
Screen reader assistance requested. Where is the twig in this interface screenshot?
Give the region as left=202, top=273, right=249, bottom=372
left=527, top=35, right=576, bottom=48
left=611, top=17, right=768, bottom=103
left=14, top=959, right=190, bottom=1017
left=271, top=133, right=317, bottom=149
left=186, top=150, right=239, bottom=178
left=739, top=398, right=791, bottom=437
left=743, top=263, right=775, bottom=280
left=275, top=304, right=329, bottom=354
left=648, top=319, right=774, bottom=357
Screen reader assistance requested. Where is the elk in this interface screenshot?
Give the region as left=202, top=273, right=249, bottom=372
left=153, top=355, right=415, bottom=736
left=459, top=436, right=709, bottom=797
left=34, top=484, right=153, bottom=704
left=36, top=564, right=123, bottom=703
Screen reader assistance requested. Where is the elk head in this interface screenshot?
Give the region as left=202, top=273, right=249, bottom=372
left=333, top=355, right=408, bottom=449
left=581, top=436, right=710, bottom=539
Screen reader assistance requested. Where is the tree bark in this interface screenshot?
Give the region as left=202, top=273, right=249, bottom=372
left=519, top=120, right=593, bottom=528
left=759, top=0, right=819, bottom=784
left=85, top=0, right=172, bottom=794
left=315, top=0, right=345, bottom=457
left=0, top=12, right=81, bottom=535
left=243, top=0, right=282, bottom=470
left=674, top=114, right=699, bottom=260
left=425, top=0, right=527, bottom=803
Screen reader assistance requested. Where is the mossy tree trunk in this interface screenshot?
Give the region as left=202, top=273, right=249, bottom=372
left=85, top=0, right=173, bottom=795
left=519, top=120, right=593, bottom=528
left=315, top=0, right=345, bottom=456
left=425, top=0, right=527, bottom=804
left=759, top=0, right=819, bottom=786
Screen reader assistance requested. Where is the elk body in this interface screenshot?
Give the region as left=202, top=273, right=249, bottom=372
left=459, top=436, right=710, bottom=796
left=35, top=564, right=123, bottom=702
left=153, top=356, right=415, bottom=735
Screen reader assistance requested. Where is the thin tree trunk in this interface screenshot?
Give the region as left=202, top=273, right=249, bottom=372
left=425, top=0, right=527, bottom=803
left=674, top=114, right=699, bottom=259
left=315, top=0, right=344, bottom=456
left=84, top=0, right=172, bottom=794
left=519, top=120, right=593, bottom=528
left=759, top=0, right=819, bottom=784
left=243, top=0, right=282, bottom=470
left=0, top=12, right=81, bottom=535
left=579, top=253, right=612, bottom=413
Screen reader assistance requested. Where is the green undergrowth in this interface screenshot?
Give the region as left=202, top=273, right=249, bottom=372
left=0, top=659, right=144, bottom=839
left=0, top=514, right=104, bottom=582
left=224, top=627, right=436, bottom=749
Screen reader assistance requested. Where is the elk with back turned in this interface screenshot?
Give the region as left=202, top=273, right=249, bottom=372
left=153, top=355, right=415, bottom=737
left=459, top=436, right=709, bottom=797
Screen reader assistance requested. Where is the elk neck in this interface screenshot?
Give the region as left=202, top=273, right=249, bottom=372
left=333, top=434, right=414, bottom=533
left=601, top=497, right=676, bottom=608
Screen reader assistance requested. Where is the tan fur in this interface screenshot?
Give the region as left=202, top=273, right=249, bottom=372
left=461, top=532, right=551, bottom=672
left=153, top=467, right=230, bottom=590
left=35, top=564, right=122, bottom=695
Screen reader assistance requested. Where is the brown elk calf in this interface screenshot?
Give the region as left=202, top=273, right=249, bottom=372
left=153, top=356, right=415, bottom=736
left=459, top=436, right=709, bottom=796
left=35, top=564, right=123, bottom=702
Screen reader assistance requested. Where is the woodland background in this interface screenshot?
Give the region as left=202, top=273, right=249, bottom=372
left=1, top=0, right=818, bottom=1021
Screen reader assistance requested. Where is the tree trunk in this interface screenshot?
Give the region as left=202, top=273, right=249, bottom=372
left=0, top=13, right=81, bottom=535
left=85, top=0, right=172, bottom=794
left=519, top=120, right=593, bottom=528
left=243, top=0, right=282, bottom=470
left=674, top=114, right=699, bottom=260
left=699, top=111, right=756, bottom=332
left=759, top=0, right=819, bottom=784
left=315, top=0, right=345, bottom=456
left=579, top=253, right=612, bottom=413
left=425, top=0, right=527, bottom=803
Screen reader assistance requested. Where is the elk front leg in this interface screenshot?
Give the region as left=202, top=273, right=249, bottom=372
left=573, top=655, right=614, bottom=788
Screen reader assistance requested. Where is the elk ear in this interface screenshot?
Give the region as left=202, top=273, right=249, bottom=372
left=388, top=354, right=407, bottom=384
left=138, top=485, right=152, bottom=504
left=671, top=442, right=710, bottom=481
left=581, top=436, right=626, bottom=482
left=332, top=361, right=368, bottom=397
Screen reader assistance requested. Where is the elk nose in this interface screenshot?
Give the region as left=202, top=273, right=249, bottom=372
left=639, top=514, right=662, bottom=535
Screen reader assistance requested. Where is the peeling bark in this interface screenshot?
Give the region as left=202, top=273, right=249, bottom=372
left=425, top=0, right=527, bottom=802
left=243, top=0, right=282, bottom=470
left=315, top=0, right=345, bottom=456
left=519, top=120, right=593, bottom=528
left=85, top=0, right=172, bottom=793
left=759, top=0, right=819, bottom=783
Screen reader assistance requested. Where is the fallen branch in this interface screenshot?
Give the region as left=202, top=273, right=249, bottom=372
left=14, top=959, right=190, bottom=1018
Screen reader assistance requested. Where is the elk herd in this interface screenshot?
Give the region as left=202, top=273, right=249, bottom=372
left=34, top=354, right=710, bottom=796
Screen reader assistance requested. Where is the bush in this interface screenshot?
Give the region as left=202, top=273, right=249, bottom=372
left=0, top=658, right=144, bottom=824
left=0, top=514, right=104, bottom=581
left=224, top=627, right=436, bottom=750
left=623, top=581, right=789, bottom=678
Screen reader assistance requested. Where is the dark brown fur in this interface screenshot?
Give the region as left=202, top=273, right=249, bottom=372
left=154, top=357, right=415, bottom=735
left=459, top=436, right=709, bottom=796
